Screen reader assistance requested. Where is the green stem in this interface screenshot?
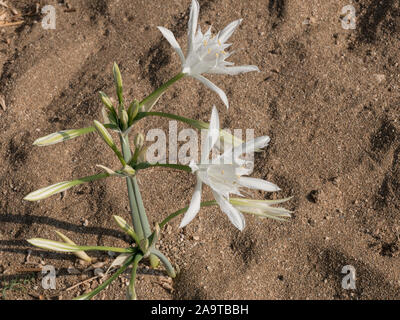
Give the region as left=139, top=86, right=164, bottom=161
left=139, top=73, right=185, bottom=109
left=131, top=176, right=152, bottom=238
left=120, top=135, right=152, bottom=240
left=135, top=111, right=208, bottom=129
left=120, top=135, right=145, bottom=240
left=159, top=201, right=218, bottom=229
left=133, top=162, right=192, bottom=173
left=74, top=255, right=134, bottom=300
left=75, top=246, right=134, bottom=253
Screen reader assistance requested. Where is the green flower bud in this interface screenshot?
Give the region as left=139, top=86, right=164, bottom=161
left=134, top=133, right=144, bottom=149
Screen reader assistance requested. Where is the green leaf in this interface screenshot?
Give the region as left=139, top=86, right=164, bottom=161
left=33, top=127, right=96, bottom=147
left=128, top=253, right=143, bottom=300
left=150, top=249, right=176, bottom=278
left=75, top=255, right=134, bottom=300
left=141, top=91, right=166, bottom=112
left=24, top=173, right=109, bottom=202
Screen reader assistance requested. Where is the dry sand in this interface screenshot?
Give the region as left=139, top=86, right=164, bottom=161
left=0, top=0, right=399, bottom=300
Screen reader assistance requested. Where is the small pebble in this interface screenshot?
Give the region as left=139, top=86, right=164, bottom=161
left=67, top=266, right=81, bottom=275
left=94, top=268, right=105, bottom=277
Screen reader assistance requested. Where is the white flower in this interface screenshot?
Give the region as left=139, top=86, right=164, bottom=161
left=180, top=106, right=281, bottom=231
left=230, top=198, right=292, bottom=221
left=157, top=0, right=259, bottom=108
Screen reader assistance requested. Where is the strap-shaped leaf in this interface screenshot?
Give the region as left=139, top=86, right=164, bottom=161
left=75, top=255, right=134, bottom=300
left=24, top=173, right=109, bottom=202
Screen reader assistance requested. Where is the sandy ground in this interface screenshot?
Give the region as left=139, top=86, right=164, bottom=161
left=0, top=0, right=399, bottom=300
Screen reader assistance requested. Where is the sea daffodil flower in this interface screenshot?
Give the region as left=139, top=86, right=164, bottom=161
left=180, top=106, right=280, bottom=231
left=157, top=0, right=259, bottom=108
left=230, top=198, right=292, bottom=221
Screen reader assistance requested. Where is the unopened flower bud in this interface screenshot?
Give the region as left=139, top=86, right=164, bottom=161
left=128, top=100, right=140, bottom=126
left=122, top=165, right=136, bottom=177
left=134, top=133, right=144, bottom=149
left=121, top=110, right=129, bottom=131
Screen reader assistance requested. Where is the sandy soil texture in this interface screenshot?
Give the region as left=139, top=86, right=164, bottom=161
left=0, top=0, right=399, bottom=300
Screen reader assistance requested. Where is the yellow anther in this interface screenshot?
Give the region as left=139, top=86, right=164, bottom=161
left=208, top=48, right=211, bottom=54
left=203, top=40, right=208, bottom=46
left=218, top=39, right=222, bottom=46
left=221, top=50, right=226, bottom=55
left=216, top=52, right=219, bottom=58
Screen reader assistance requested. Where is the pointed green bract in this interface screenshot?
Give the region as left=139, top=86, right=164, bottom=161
left=33, top=127, right=96, bottom=147
left=24, top=173, right=109, bottom=201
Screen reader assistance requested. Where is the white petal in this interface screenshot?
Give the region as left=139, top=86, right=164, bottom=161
left=192, top=74, right=229, bottom=109
left=222, top=135, right=270, bottom=161
left=202, top=106, right=220, bottom=161
left=157, top=27, right=185, bottom=65
left=180, top=179, right=202, bottom=228
left=189, top=159, right=199, bottom=173
left=187, top=0, right=200, bottom=55
left=238, top=177, right=281, bottom=192
left=210, top=65, right=260, bottom=75
left=218, top=19, right=242, bottom=43
left=212, top=190, right=245, bottom=231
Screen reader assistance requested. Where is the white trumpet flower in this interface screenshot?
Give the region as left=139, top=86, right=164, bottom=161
left=180, top=106, right=281, bottom=231
left=158, top=0, right=259, bottom=108
left=230, top=198, right=292, bottom=221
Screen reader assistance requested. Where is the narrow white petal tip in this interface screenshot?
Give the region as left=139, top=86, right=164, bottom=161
left=179, top=221, right=188, bottom=229
left=236, top=221, right=245, bottom=232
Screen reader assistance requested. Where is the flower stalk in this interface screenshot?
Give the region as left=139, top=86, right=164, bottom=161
left=139, top=72, right=185, bottom=112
